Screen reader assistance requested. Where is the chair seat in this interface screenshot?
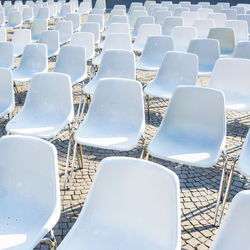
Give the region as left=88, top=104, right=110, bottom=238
left=0, top=102, right=14, bottom=118
left=136, top=60, right=160, bottom=71
left=148, top=132, right=223, bottom=167
left=48, top=48, right=59, bottom=58
left=71, top=72, right=88, bottom=86
left=225, top=94, right=250, bottom=111
left=13, top=69, right=37, bottom=82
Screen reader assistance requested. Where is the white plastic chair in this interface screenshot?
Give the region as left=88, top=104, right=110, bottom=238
left=0, top=11, right=5, bottom=27
left=109, top=14, right=128, bottom=24
left=81, top=22, right=100, bottom=44
left=22, top=6, right=34, bottom=22
left=137, top=36, right=174, bottom=71
left=77, top=2, right=91, bottom=15
left=36, top=6, right=49, bottom=20
left=144, top=51, right=198, bottom=100
left=231, top=6, right=245, bottom=15
left=55, top=20, right=73, bottom=44
left=145, top=0, right=156, bottom=9
left=39, top=30, right=60, bottom=58
left=187, top=39, right=220, bottom=77
left=197, top=8, right=213, bottom=19
left=94, top=0, right=106, bottom=11
left=162, top=16, right=183, bottom=35
left=208, top=13, right=226, bottom=27
left=0, top=42, right=14, bottom=69
left=56, top=3, right=72, bottom=19
left=12, top=29, right=31, bottom=57
left=132, top=24, right=162, bottom=52
left=128, top=5, right=146, bottom=17
left=171, top=26, right=197, bottom=51
left=161, top=1, right=173, bottom=8
left=0, top=68, right=14, bottom=119
left=129, top=10, right=148, bottom=29
left=70, top=32, right=95, bottom=61
left=180, top=1, right=191, bottom=7
left=233, top=41, right=250, bottom=59
left=181, top=11, right=198, bottom=26
left=0, top=27, right=6, bottom=42
left=131, top=16, right=155, bottom=38
left=221, top=9, right=237, bottom=20
left=209, top=5, right=223, bottom=13
left=189, top=4, right=200, bottom=12
left=106, top=9, right=126, bottom=26
left=211, top=190, right=250, bottom=249
left=208, top=27, right=235, bottom=56
left=60, top=156, right=180, bottom=249
left=103, top=22, right=130, bottom=37
left=217, top=2, right=230, bottom=9
left=237, top=14, right=250, bottom=35
left=148, top=4, right=161, bottom=16
left=6, top=72, right=74, bottom=139
left=193, top=19, right=215, bottom=38
left=90, top=8, right=105, bottom=15
left=225, top=20, right=249, bottom=43
left=113, top=4, right=126, bottom=11
left=84, top=50, right=136, bottom=95
left=174, top=7, right=189, bottom=16
left=208, top=58, right=250, bottom=111
left=5, top=11, right=22, bottom=28
left=31, top=19, right=48, bottom=41
left=53, top=45, right=87, bottom=86
left=66, top=13, right=80, bottom=32
left=197, top=2, right=210, bottom=8
left=0, top=135, right=60, bottom=249
left=87, top=14, right=104, bottom=32
left=153, top=10, right=172, bottom=25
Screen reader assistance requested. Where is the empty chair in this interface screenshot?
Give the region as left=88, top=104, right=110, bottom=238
left=94, top=0, right=106, bottom=11
left=217, top=2, right=230, bottom=9
left=237, top=14, right=250, bottom=35
left=180, top=1, right=191, bottom=7
left=189, top=4, right=200, bottom=12
left=102, top=23, right=130, bottom=38
left=0, top=135, right=60, bottom=249
left=36, top=6, right=49, bottom=20
left=0, top=11, right=5, bottom=27
left=161, top=1, right=173, bottom=8
left=31, top=19, right=48, bottom=41
left=109, top=15, right=128, bottom=24
left=106, top=9, right=126, bottom=26
left=208, top=58, right=250, bottom=111
left=172, top=26, right=197, bottom=51
left=87, top=14, right=104, bottom=32
left=70, top=32, right=95, bottom=60
left=225, top=20, right=248, bottom=43
left=209, top=5, right=223, bottom=13
left=7, top=72, right=74, bottom=138
left=187, top=39, right=220, bottom=76
left=148, top=4, right=161, bottom=16
left=53, top=45, right=87, bottom=86
left=113, top=4, right=126, bottom=11
left=221, top=9, right=237, bottom=20
left=208, top=13, right=226, bottom=27
left=233, top=41, right=250, bottom=59
left=211, top=190, right=250, bottom=249
left=154, top=10, right=172, bottom=25
left=231, top=6, right=245, bottom=15
left=5, top=11, right=22, bottom=28
left=60, top=156, right=180, bottom=249
left=129, top=10, right=148, bottom=29
left=132, top=24, right=162, bottom=52
left=144, top=51, right=198, bottom=101
left=77, top=2, right=91, bottom=15
left=145, top=0, right=156, bottom=9
left=81, top=22, right=100, bottom=44
left=162, top=16, right=183, bottom=35
left=208, top=28, right=235, bottom=56
left=66, top=13, right=80, bottom=32
left=39, top=30, right=60, bottom=58
left=181, top=11, right=198, bottom=26
left=91, top=8, right=105, bottom=15
left=137, top=36, right=174, bottom=71
left=12, top=29, right=31, bottom=57
left=0, top=68, right=14, bottom=119
left=131, top=16, right=155, bottom=38
left=56, top=20, right=73, bottom=44
left=174, top=7, right=189, bottom=16
left=83, top=50, right=136, bottom=96
left=0, top=42, right=14, bottom=69
left=197, top=8, right=213, bottom=19
left=22, top=6, right=34, bottom=22
left=193, top=19, right=215, bottom=38
left=56, top=3, right=72, bottom=19
left=198, top=2, right=210, bottom=8
left=0, top=27, right=6, bottom=42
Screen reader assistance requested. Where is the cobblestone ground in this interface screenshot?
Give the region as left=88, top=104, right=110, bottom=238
left=1, top=16, right=249, bottom=250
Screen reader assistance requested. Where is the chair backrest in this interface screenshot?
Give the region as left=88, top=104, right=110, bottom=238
left=0, top=28, right=6, bottom=42
left=162, top=16, right=183, bottom=35
left=132, top=16, right=155, bottom=36
left=171, top=26, right=197, bottom=51
left=0, top=42, right=14, bottom=68
left=70, top=32, right=94, bottom=60
left=210, top=190, right=250, bottom=250
left=65, top=13, right=80, bottom=31
left=12, top=29, right=31, bottom=56
left=217, top=2, right=230, bottom=9
left=197, top=8, right=213, bottom=19
left=168, top=3, right=181, bottom=14
left=225, top=20, right=249, bottom=43
left=109, top=15, right=128, bottom=24
left=209, top=4, right=223, bottom=13
left=174, top=7, right=189, bottom=16
left=231, top=6, right=245, bottom=15
left=208, top=27, right=235, bottom=55
left=129, top=10, right=148, bottom=28
left=18, top=44, right=48, bottom=73
left=193, top=19, right=215, bottom=38
left=189, top=4, right=200, bottom=11
left=221, top=9, right=237, bottom=20
left=57, top=156, right=180, bottom=249
left=180, top=1, right=191, bottom=7
left=94, top=0, right=106, bottom=10
left=237, top=14, right=250, bottom=33
left=233, top=41, right=250, bottom=59
left=148, top=4, right=161, bottom=16
left=59, top=3, right=72, bottom=16
left=22, top=7, right=34, bottom=21
left=31, top=19, right=48, bottom=40
left=55, top=20, right=73, bottom=44
left=39, top=30, right=60, bottom=57
left=106, top=23, right=130, bottom=35
left=103, top=33, right=132, bottom=52
left=91, top=8, right=105, bottom=15
left=0, top=135, right=60, bottom=225
left=208, top=13, right=226, bottom=27
left=87, top=14, right=104, bottom=31
left=181, top=11, right=198, bottom=26
left=7, top=11, right=22, bottom=26
left=37, top=6, right=49, bottom=19
left=0, top=11, right=5, bottom=26
left=145, top=0, right=156, bottom=9
left=187, top=39, right=220, bottom=73
left=198, top=2, right=210, bottom=8
left=154, top=10, right=172, bottom=25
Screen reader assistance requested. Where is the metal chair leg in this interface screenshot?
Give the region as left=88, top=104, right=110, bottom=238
left=40, top=230, right=57, bottom=249
left=63, top=134, right=73, bottom=188
left=68, top=143, right=77, bottom=188
left=146, top=95, right=150, bottom=122
left=140, top=135, right=146, bottom=159
left=13, top=82, right=22, bottom=104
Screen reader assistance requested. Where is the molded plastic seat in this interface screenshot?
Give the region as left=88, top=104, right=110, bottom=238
left=231, top=6, right=245, bottom=15
left=66, top=13, right=80, bottom=32
left=171, top=26, right=197, bottom=51
left=181, top=11, right=198, bottom=26
left=0, top=135, right=60, bottom=249
left=144, top=51, right=198, bottom=99
left=13, top=44, right=47, bottom=82
left=102, top=23, right=130, bottom=38
left=77, top=2, right=91, bottom=15
left=131, top=16, right=155, bottom=38
left=187, top=39, right=220, bottom=77
left=0, top=11, right=5, bottom=27
left=31, top=19, right=48, bottom=41
left=87, top=14, right=104, bottom=32
left=137, top=36, right=174, bottom=71
left=70, top=32, right=95, bottom=60
left=84, top=50, right=136, bottom=95
left=12, top=29, right=31, bottom=57
left=94, top=0, right=106, bottom=11
left=5, top=11, right=22, bottom=28
left=237, top=14, right=250, bottom=35
left=233, top=41, right=250, bottom=59
left=106, top=10, right=126, bottom=26
left=208, top=58, right=250, bottom=111
left=174, top=7, right=189, bottom=17
left=180, top=1, right=191, bottom=7
left=109, top=15, right=128, bottom=24
left=56, top=20, right=73, bottom=44
left=39, top=30, right=60, bottom=58
left=197, top=8, right=213, bottom=19
left=154, top=10, right=172, bottom=25
left=129, top=10, right=148, bottom=29
left=208, top=28, right=235, bottom=56
left=210, top=190, right=250, bottom=250
left=76, top=78, right=144, bottom=150
left=53, top=45, right=87, bottom=86
left=81, top=22, right=100, bottom=44
left=0, top=68, right=14, bottom=118
left=221, top=9, right=237, bottom=20
left=91, top=8, right=105, bottom=15
left=162, top=16, right=183, bottom=35
left=208, top=13, right=226, bottom=27
left=6, top=72, right=74, bottom=138
left=147, top=86, right=226, bottom=168
left=197, top=2, right=210, bottom=8
left=56, top=3, right=72, bottom=19
left=0, top=42, right=14, bottom=69
left=58, top=156, right=180, bottom=250
left=225, top=20, right=248, bottom=43
left=22, top=6, right=34, bottom=22
left=193, top=19, right=215, bottom=38
left=209, top=5, right=223, bottom=13
left=36, top=7, right=49, bottom=20
left=217, top=2, right=230, bottom=9
left=0, top=28, right=6, bottom=42
left=132, top=24, right=162, bottom=52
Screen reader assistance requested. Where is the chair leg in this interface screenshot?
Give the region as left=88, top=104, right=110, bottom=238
left=63, top=134, right=73, bottom=189
left=13, top=82, right=22, bottom=104
left=146, top=95, right=150, bottom=122
left=140, top=135, right=147, bottom=159
left=214, top=152, right=228, bottom=226
left=40, top=230, right=57, bottom=249
left=79, top=144, right=84, bottom=168
left=68, top=143, right=77, bottom=188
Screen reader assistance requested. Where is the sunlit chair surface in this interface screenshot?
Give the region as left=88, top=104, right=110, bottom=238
left=129, top=10, right=148, bottom=29
left=162, top=16, right=183, bottom=35
left=87, top=13, right=104, bottom=32
left=208, top=13, right=226, bottom=27
left=5, top=11, right=22, bottom=28
left=224, top=20, right=249, bottom=43
left=131, top=16, right=155, bottom=38
left=6, top=72, right=74, bottom=139
left=208, top=58, right=250, bottom=111
left=94, top=0, right=106, bottom=11
left=0, top=68, right=14, bottom=118
left=55, top=20, right=73, bottom=44
left=193, top=19, right=215, bottom=38
left=221, top=9, right=237, bottom=20
left=147, top=85, right=226, bottom=167
left=31, top=19, right=48, bottom=41
left=233, top=41, right=250, bottom=59
left=237, top=14, right=250, bottom=35
left=0, top=135, right=60, bottom=249
left=65, top=13, right=80, bottom=32
left=58, top=156, right=180, bottom=250
left=181, top=11, right=198, bottom=26
left=81, top=22, right=100, bottom=44
left=12, top=29, right=31, bottom=57
left=0, top=28, right=6, bottom=42
left=197, top=8, right=213, bottom=19
left=22, top=6, right=34, bottom=22
left=36, top=7, right=49, bottom=20
left=0, top=42, right=14, bottom=69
